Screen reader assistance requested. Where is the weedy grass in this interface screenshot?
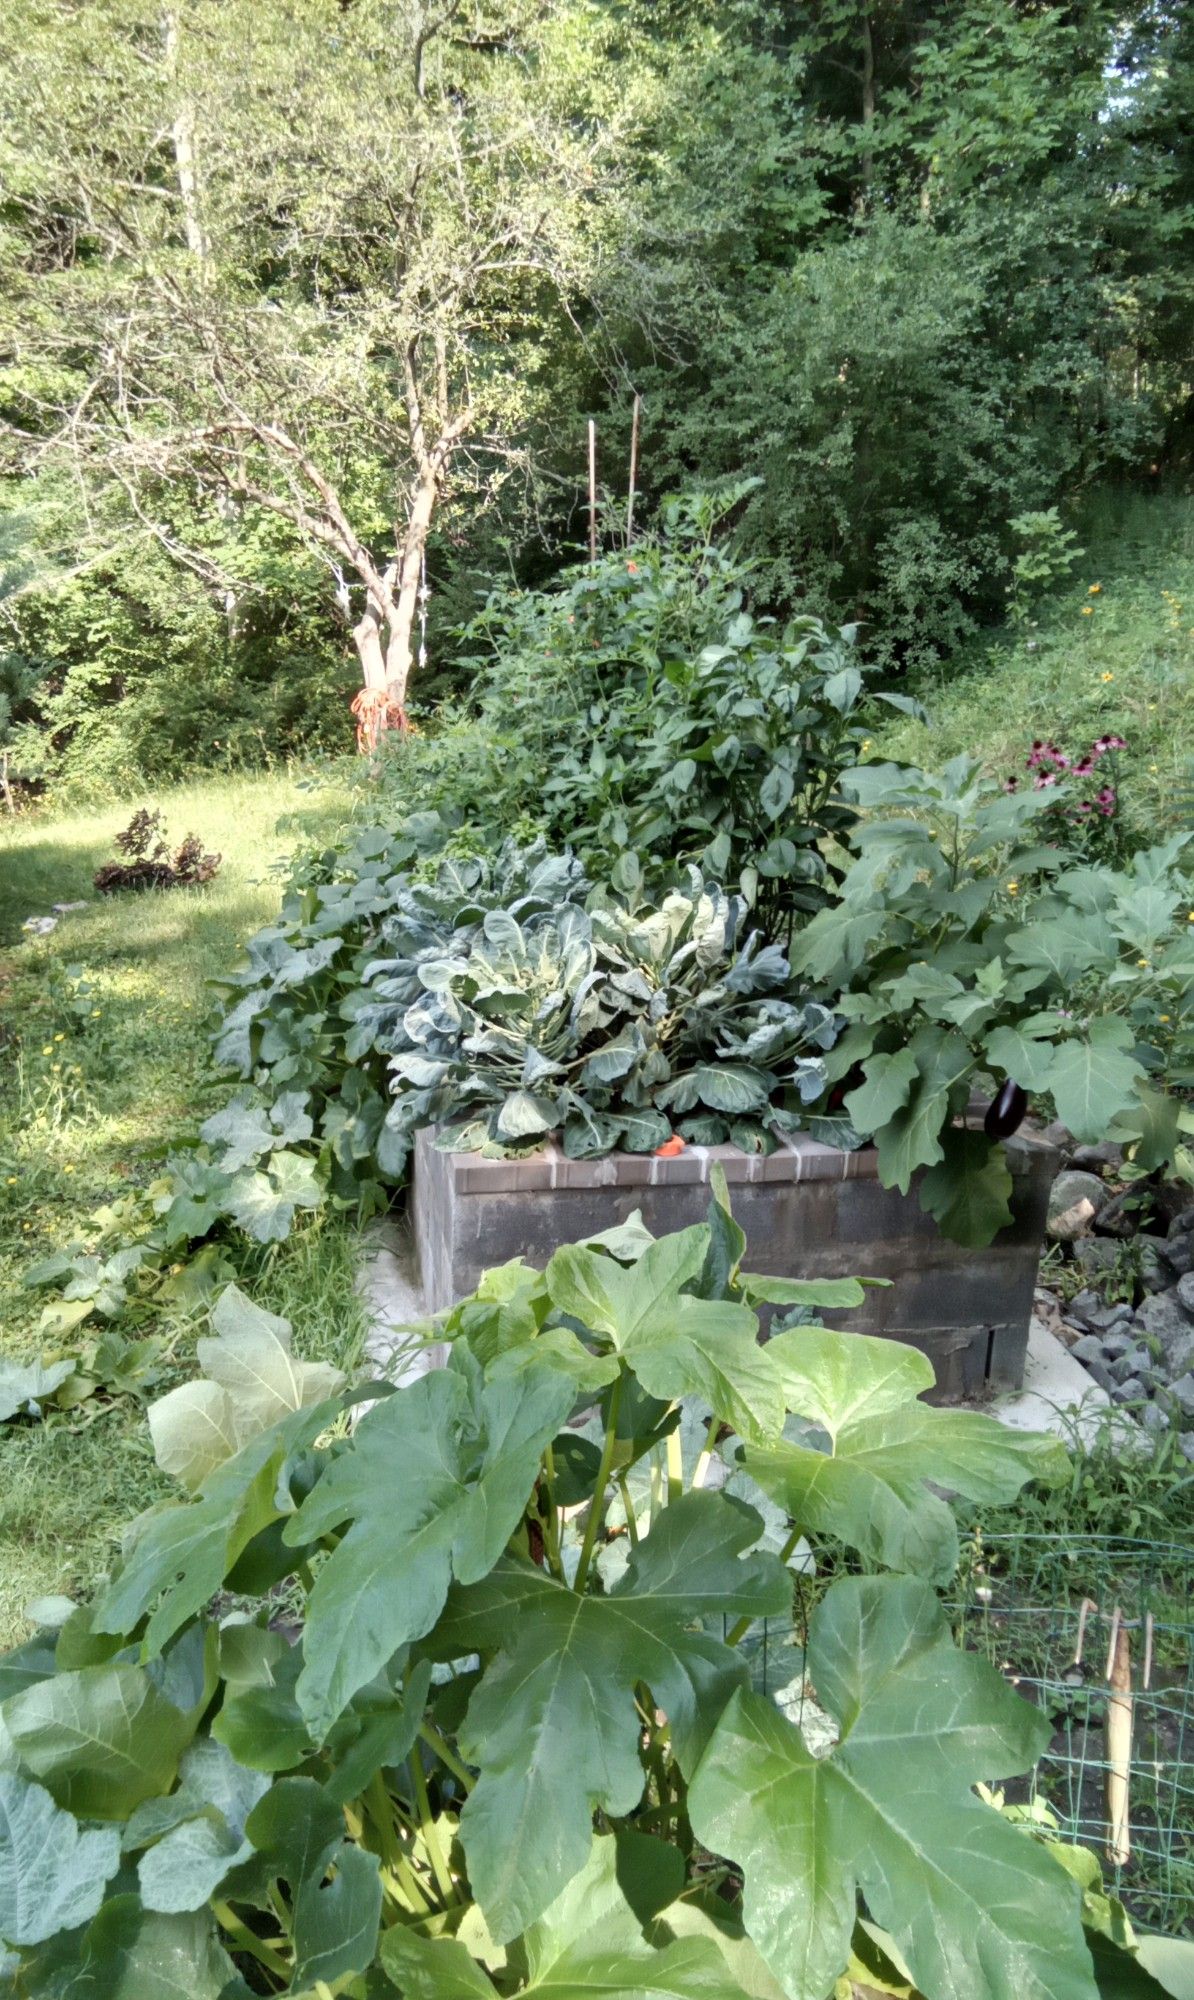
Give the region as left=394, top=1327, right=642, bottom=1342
left=0, top=768, right=371, bottom=1645
left=876, top=490, right=1194, bottom=843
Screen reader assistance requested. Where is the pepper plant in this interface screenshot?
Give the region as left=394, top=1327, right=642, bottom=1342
left=0, top=1189, right=1167, bottom=1998
left=793, top=758, right=1194, bottom=1243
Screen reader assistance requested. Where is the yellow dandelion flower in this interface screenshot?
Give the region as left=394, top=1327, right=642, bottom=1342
left=1081, top=606, right=1094, bottom=617
left=1100, top=671, right=1114, bottom=682
left=63, top=1164, right=75, bottom=1174
left=90, top=1008, right=101, bottom=1017
left=5, top=1176, right=17, bottom=1185
left=1150, top=764, right=1159, bottom=773
left=40, top=1044, right=52, bottom=1055
left=1138, top=958, right=1150, bottom=969
left=1088, top=584, right=1102, bottom=594
left=1160, top=1015, right=1171, bottom=1024
left=1007, top=881, right=1019, bottom=895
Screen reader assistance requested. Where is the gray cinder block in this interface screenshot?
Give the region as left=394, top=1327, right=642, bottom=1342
left=411, top=1126, right=1060, bottom=1403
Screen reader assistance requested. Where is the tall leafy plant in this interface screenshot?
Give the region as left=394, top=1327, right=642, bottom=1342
left=1, top=1193, right=1169, bottom=1999
left=794, top=758, right=1194, bottom=1241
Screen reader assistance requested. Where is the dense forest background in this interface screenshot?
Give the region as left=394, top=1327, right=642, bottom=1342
left=1, top=0, right=1191, bottom=790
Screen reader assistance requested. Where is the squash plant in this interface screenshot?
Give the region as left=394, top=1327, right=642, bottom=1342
left=794, top=758, right=1194, bottom=1244
left=0, top=1188, right=1166, bottom=1999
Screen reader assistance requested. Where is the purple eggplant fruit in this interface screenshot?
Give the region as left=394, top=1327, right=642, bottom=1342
left=984, top=1079, right=1028, bottom=1140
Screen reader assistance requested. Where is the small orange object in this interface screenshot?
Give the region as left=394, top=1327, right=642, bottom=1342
left=655, top=1134, right=686, bottom=1157
left=350, top=686, right=409, bottom=753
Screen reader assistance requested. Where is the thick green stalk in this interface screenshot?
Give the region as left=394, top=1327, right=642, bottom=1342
left=419, top=1720, right=474, bottom=1794
left=573, top=1369, right=623, bottom=1593
left=725, top=1522, right=804, bottom=1646
left=212, top=1903, right=291, bottom=1983
left=411, top=1750, right=458, bottom=1906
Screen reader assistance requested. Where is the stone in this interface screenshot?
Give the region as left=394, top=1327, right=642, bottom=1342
left=1066, top=1288, right=1104, bottom=1325
left=1142, top=1403, right=1170, bottom=1436
left=1180, top=1433, right=1194, bottom=1465
left=1047, top=1170, right=1110, bottom=1235
left=1168, top=1373, right=1194, bottom=1419
left=1109, top=1347, right=1149, bottom=1384
left=1070, top=1334, right=1107, bottom=1365
left=1071, top=1142, right=1124, bottom=1171
left=1138, top=1238, right=1174, bottom=1293
left=1100, top=1330, right=1136, bottom=1359
left=1083, top=1355, right=1116, bottom=1393
left=1167, top=1207, right=1194, bottom=1240
left=1092, top=1189, right=1139, bottom=1239
left=1176, top=1272, right=1194, bottom=1319
left=1161, top=1236, right=1194, bottom=1278
left=1112, top=1377, right=1149, bottom=1404
left=1042, top=1120, right=1075, bottom=1150
left=1074, top=1238, right=1121, bottom=1278
left=1138, top=1290, right=1193, bottom=1350
left=1161, top=1329, right=1194, bottom=1379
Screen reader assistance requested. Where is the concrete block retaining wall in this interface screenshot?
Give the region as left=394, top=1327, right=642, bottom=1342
left=411, top=1124, right=1060, bottom=1402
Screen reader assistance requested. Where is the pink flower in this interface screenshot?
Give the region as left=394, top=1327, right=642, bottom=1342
left=1003, top=778, right=1019, bottom=793
left=1073, top=757, right=1095, bottom=775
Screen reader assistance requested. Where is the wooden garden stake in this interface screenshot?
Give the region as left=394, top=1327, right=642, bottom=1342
left=1105, top=1609, right=1132, bottom=1867
left=588, top=418, right=597, bottom=565
left=626, top=392, right=641, bottom=544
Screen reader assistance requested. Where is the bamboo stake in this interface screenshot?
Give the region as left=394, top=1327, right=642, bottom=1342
left=588, top=418, right=597, bottom=565
left=626, top=392, right=641, bottom=544
left=1105, top=1611, right=1133, bottom=1868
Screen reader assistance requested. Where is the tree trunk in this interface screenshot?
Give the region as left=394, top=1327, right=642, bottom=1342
left=382, top=471, right=437, bottom=709
left=162, top=10, right=207, bottom=260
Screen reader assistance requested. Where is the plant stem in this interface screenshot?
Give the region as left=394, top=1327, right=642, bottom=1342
left=574, top=1369, right=623, bottom=1592
left=365, top=1771, right=404, bottom=1873
left=617, top=1472, right=639, bottom=1545
left=665, top=1424, right=683, bottom=1503
left=542, top=1444, right=567, bottom=1580
left=212, top=1903, right=291, bottom=1983
left=411, top=1751, right=458, bottom=1905
left=725, top=1522, right=804, bottom=1646
left=419, top=1720, right=474, bottom=1794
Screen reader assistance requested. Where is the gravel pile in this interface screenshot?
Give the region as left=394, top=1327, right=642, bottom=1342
left=1040, top=1147, right=1194, bottom=1461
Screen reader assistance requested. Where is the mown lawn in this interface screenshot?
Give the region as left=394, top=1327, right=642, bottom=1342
left=0, top=768, right=371, bottom=1645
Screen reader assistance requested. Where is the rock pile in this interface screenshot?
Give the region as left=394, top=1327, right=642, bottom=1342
left=1041, top=1150, right=1194, bottom=1461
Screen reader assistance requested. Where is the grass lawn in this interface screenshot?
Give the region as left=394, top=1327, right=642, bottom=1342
left=0, top=766, right=371, bottom=1646
left=876, top=491, right=1194, bottom=838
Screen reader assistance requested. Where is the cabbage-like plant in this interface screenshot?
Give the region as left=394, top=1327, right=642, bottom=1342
left=367, top=868, right=837, bottom=1162
left=3, top=1189, right=1163, bottom=1999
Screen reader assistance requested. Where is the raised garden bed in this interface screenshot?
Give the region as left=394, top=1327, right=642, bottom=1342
left=411, top=1123, right=1060, bottom=1401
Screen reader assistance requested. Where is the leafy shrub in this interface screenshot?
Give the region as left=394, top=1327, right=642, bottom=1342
left=93, top=808, right=221, bottom=893
left=371, top=868, right=837, bottom=1162
left=378, top=499, right=919, bottom=941
left=794, top=758, right=1194, bottom=1240
left=4, top=1196, right=1157, bottom=2000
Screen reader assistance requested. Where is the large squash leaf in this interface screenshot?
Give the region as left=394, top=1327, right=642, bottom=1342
left=286, top=1353, right=576, bottom=1740
left=744, top=1328, right=1067, bottom=1581
left=3, top=1664, right=197, bottom=1820
left=688, top=1575, right=1095, bottom=2000
left=381, top=1834, right=751, bottom=2000
left=0, top=1772, right=119, bottom=1945
left=546, top=1229, right=786, bottom=1442
left=430, top=1492, right=790, bottom=1942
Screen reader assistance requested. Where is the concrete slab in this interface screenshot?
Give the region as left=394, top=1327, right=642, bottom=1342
left=983, top=1314, right=1137, bottom=1449
left=356, top=1212, right=447, bottom=1387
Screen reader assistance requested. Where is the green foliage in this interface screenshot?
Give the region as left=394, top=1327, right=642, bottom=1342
left=1, top=1198, right=1134, bottom=2000
left=792, top=756, right=1194, bottom=1239
left=374, top=868, right=837, bottom=1165
left=1008, top=509, right=1085, bottom=625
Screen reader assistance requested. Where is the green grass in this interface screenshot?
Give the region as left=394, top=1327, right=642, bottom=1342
left=0, top=767, right=372, bottom=1647
left=876, top=490, right=1194, bottom=844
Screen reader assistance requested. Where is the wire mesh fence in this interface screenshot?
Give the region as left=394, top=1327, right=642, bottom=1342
left=948, top=1532, right=1194, bottom=1937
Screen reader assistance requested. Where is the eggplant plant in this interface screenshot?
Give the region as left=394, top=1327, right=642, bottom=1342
left=794, top=758, right=1194, bottom=1244
left=0, top=1188, right=1168, bottom=1998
